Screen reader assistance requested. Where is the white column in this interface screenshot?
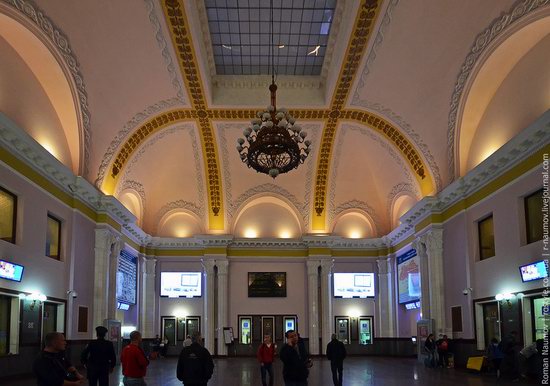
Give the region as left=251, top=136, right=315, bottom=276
left=216, top=259, right=229, bottom=356
left=140, top=256, right=156, bottom=338
left=377, top=257, right=396, bottom=337
left=306, top=260, right=320, bottom=355
left=107, top=238, right=123, bottom=320
left=93, top=228, right=120, bottom=328
left=320, top=259, right=333, bottom=354
left=425, top=228, right=446, bottom=335
left=413, top=238, right=430, bottom=321
left=202, top=259, right=216, bottom=353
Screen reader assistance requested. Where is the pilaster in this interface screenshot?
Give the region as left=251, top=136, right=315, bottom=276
left=306, top=260, right=320, bottom=355
left=216, top=259, right=229, bottom=356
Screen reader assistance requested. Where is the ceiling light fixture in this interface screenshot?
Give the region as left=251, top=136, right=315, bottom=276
left=236, top=0, right=311, bottom=178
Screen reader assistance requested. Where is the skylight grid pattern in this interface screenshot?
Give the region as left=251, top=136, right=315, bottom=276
left=205, top=0, right=336, bottom=76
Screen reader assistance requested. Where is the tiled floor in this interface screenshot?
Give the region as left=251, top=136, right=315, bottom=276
left=8, top=356, right=533, bottom=385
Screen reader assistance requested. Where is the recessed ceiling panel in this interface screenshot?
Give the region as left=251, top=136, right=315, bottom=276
left=205, top=0, right=336, bottom=75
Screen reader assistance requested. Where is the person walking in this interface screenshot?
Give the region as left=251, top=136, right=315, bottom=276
left=257, top=334, right=276, bottom=386
left=33, top=332, right=84, bottom=386
left=326, top=334, right=346, bottom=386
left=279, top=330, right=309, bottom=386
left=121, top=330, right=149, bottom=386
left=486, top=338, right=504, bottom=378
left=176, top=330, right=214, bottom=386
left=80, top=326, right=116, bottom=386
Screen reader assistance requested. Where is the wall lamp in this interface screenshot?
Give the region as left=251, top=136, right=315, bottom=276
left=19, top=292, right=47, bottom=310
left=495, top=292, right=523, bottom=309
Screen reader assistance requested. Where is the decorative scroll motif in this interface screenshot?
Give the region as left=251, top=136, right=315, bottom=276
left=230, top=183, right=306, bottom=223
left=386, top=182, right=418, bottom=226
left=95, top=98, right=183, bottom=186
left=353, top=0, right=400, bottom=102
left=446, top=0, right=550, bottom=180
left=154, top=199, right=203, bottom=234
left=163, top=0, right=222, bottom=218
left=313, top=0, right=383, bottom=219
left=116, top=180, right=146, bottom=207
left=332, top=199, right=380, bottom=236
left=2, top=0, right=92, bottom=177
left=144, top=0, right=187, bottom=103
left=350, top=102, right=442, bottom=191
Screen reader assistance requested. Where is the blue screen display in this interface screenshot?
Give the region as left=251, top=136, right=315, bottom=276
left=0, top=260, right=24, bottom=282
left=519, top=261, right=548, bottom=282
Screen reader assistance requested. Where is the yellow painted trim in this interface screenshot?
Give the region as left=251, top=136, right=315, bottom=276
left=204, top=247, right=227, bottom=255
left=331, top=249, right=380, bottom=257
left=146, top=248, right=205, bottom=257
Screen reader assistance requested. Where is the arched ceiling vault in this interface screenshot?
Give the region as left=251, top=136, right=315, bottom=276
left=99, top=0, right=436, bottom=233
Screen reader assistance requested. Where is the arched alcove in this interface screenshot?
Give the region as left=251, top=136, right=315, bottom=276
left=0, top=11, right=82, bottom=174
left=390, top=194, right=417, bottom=229
left=157, top=210, right=204, bottom=238
left=457, top=14, right=550, bottom=176
left=332, top=211, right=375, bottom=239
left=117, top=190, right=144, bottom=227
left=233, top=196, right=302, bottom=239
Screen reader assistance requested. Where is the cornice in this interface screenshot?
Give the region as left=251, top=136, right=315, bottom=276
left=0, top=0, right=92, bottom=178
left=446, top=0, right=550, bottom=181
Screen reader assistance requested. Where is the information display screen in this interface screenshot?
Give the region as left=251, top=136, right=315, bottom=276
left=116, top=250, right=137, bottom=304
left=0, top=259, right=24, bottom=282
left=520, top=261, right=548, bottom=282
left=333, top=273, right=375, bottom=298
left=160, top=272, right=202, bottom=297
left=397, top=249, right=421, bottom=304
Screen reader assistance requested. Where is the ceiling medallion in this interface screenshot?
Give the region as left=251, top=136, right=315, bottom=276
left=236, top=0, right=311, bottom=179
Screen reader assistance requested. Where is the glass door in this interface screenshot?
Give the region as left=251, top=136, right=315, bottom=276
left=42, top=302, right=58, bottom=336
left=359, top=317, right=373, bottom=345
left=239, top=316, right=252, bottom=344
left=533, top=297, right=550, bottom=341
left=186, top=317, right=200, bottom=338
left=483, top=302, right=500, bottom=344
left=262, top=316, right=275, bottom=340
left=335, top=317, right=350, bottom=344
left=162, top=317, right=176, bottom=346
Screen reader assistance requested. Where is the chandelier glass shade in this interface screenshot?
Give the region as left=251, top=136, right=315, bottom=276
left=237, top=83, right=311, bottom=178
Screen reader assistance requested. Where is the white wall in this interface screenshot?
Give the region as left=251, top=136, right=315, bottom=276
left=229, top=260, right=308, bottom=336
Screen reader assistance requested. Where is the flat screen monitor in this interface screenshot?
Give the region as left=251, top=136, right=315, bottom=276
left=0, top=260, right=24, bottom=282
left=333, top=273, right=375, bottom=298
left=160, top=272, right=202, bottom=297
left=519, top=261, right=548, bottom=282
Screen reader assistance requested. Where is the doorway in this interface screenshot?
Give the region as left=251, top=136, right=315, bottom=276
left=483, top=302, right=500, bottom=345
left=261, top=316, right=275, bottom=340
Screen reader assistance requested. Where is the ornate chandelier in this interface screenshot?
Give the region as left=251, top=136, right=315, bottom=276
left=236, top=1, right=311, bottom=179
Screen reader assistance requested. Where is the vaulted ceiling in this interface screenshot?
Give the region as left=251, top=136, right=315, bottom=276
left=2, top=0, right=549, bottom=238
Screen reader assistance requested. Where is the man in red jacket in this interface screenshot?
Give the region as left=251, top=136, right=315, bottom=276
left=121, top=330, right=149, bottom=385
left=257, top=334, right=276, bottom=386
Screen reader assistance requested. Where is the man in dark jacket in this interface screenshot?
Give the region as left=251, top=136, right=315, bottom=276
left=176, top=331, right=214, bottom=386
left=326, top=334, right=346, bottom=386
left=81, top=326, right=117, bottom=386
left=279, top=330, right=308, bottom=386
left=33, top=332, right=84, bottom=386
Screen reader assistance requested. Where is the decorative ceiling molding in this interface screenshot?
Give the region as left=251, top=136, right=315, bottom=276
left=328, top=123, right=420, bottom=232
left=161, top=0, right=224, bottom=228
left=446, top=0, right=550, bottom=181
left=331, top=199, right=381, bottom=236
left=1, top=0, right=91, bottom=178
left=95, top=98, right=183, bottom=187
left=349, top=101, right=442, bottom=192
left=311, top=0, right=384, bottom=229
left=154, top=199, right=203, bottom=234
left=116, top=180, right=147, bottom=208
left=144, top=0, right=187, bottom=103
left=353, top=0, right=400, bottom=101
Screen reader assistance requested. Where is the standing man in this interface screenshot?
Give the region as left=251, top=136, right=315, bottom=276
left=121, top=330, right=149, bottom=386
left=176, top=330, right=214, bottom=386
left=257, top=334, right=276, bottom=386
left=279, top=330, right=309, bottom=386
left=33, top=332, right=84, bottom=386
left=326, top=334, right=346, bottom=386
left=81, top=326, right=116, bottom=386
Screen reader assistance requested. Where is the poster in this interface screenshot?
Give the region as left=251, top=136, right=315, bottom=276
left=397, top=249, right=421, bottom=304
left=116, top=249, right=137, bottom=305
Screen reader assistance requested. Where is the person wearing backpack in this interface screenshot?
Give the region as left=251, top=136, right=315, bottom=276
left=176, top=331, right=214, bottom=386
left=486, top=338, right=504, bottom=378
left=436, top=334, right=450, bottom=368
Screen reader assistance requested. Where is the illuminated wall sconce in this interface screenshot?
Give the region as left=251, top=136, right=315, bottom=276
left=495, top=293, right=517, bottom=309
left=19, top=292, right=47, bottom=310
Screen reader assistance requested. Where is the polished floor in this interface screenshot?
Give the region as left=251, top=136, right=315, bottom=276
left=11, top=357, right=534, bottom=385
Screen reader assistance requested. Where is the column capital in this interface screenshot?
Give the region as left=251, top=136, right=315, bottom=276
left=216, top=259, right=229, bottom=275
left=425, top=228, right=444, bottom=255
left=202, top=259, right=216, bottom=275
left=376, top=258, right=391, bottom=275
left=306, top=260, right=319, bottom=275
left=145, top=258, right=157, bottom=275
left=320, top=259, right=334, bottom=275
